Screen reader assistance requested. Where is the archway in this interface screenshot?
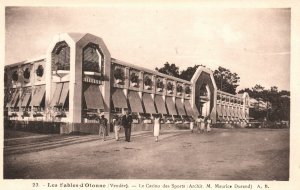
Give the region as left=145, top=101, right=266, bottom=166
left=198, top=84, right=211, bottom=117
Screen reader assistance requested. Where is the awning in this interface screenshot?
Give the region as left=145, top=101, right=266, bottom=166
left=83, top=83, right=104, bottom=109
left=128, top=91, right=144, bottom=113
left=217, top=105, right=222, bottom=117
left=30, top=85, right=46, bottom=106
left=229, top=107, right=235, bottom=117
left=50, top=83, right=63, bottom=107
left=221, top=105, right=226, bottom=117
left=20, top=89, right=32, bottom=107
left=176, top=98, right=186, bottom=115
left=10, top=89, right=20, bottom=108
left=193, top=106, right=200, bottom=117
left=6, top=89, right=18, bottom=108
left=224, top=106, right=230, bottom=117
left=166, top=96, right=177, bottom=115
left=142, top=93, right=156, bottom=114
left=233, top=107, right=238, bottom=118
left=238, top=108, right=243, bottom=119
left=112, top=88, right=128, bottom=108
left=154, top=95, right=167, bottom=114
left=58, top=82, right=69, bottom=106
left=184, top=99, right=194, bottom=116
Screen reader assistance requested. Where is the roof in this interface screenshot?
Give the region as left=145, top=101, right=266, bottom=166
left=111, top=58, right=192, bottom=84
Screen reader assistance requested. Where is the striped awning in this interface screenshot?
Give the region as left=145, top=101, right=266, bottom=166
left=128, top=91, right=144, bottom=113
left=193, top=105, right=200, bottom=117
left=143, top=93, right=156, bottom=114
left=166, top=96, right=177, bottom=115
left=229, top=107, right=235, bottom=117
left=30, top=85, right=45, bottom=106
left=224, top=106, right=230, bottom=117
left=175, top=98, right=186, bottom=115
left=19, top=88, right=32, bottom=107
left=154, top=95, right=167, bottom=114
left=83, top=83, right=104, bottom=110
left=112, top=88, right=128, bottom=109
left=233, top=107, right=238, bottom=119
left=50, top=82, right=69, bottom=107
left=50, top=83, right=63, bottom=107
left=6, top=89, right=18, bottom=108
left=221, top=105, right=226, bottom=117
left=184, top=99, right=193, bottom=116
left=217, top=104, right=222, bottom=117
left=238, top=108, right=243, bottom=119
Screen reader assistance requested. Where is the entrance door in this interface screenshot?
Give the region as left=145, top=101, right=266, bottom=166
left=198, top=84, right=210, bottom=117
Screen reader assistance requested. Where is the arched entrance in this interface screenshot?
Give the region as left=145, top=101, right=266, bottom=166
left=198, top=84, right=211, bottom=117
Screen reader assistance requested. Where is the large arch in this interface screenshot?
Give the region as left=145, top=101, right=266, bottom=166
left=191, top=66, right=217, bottom=122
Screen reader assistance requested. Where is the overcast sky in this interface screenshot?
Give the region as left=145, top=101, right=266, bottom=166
left=5, top=6, right=290, bottom=91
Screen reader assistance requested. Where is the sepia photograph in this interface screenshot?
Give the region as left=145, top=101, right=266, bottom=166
left=1, top=1, right=299, bottom=189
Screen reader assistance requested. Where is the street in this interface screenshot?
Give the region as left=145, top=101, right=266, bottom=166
left=4, top=128, right=289, bottom=180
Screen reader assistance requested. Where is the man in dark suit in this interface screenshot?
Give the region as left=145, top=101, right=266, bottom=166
left=122, top=112, right=133, bottom=142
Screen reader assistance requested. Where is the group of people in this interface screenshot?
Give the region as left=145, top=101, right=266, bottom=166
left=97, top=112, right=211, bottom=143
left=97, top=112, right=133, bottom=142
left=190, top=115, right=212, bottom=134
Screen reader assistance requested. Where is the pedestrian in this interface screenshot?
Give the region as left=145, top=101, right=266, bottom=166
left=200, top=116, right=205, bottom=134
left=122, top=112, right=133, bottom=142
left=98, top=114, right=108, bottom=141
left=153, top=115, right=161, bottom=142
left=206, top=116, right=212, bottom=133
left=189, top=117, right=194, bottom=133
left=196, top=116, right=201, bottom=133
left=113, top=115, right=122, bottom=141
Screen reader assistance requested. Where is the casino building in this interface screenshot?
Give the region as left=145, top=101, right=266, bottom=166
left=4, top=33, right=250, bottom=134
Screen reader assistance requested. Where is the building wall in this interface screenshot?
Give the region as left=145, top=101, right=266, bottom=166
left=4, top=33, right=250, bottom=132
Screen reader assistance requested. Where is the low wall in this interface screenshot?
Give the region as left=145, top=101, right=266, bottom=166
left=5, top=120, right=61, bottom=134
left=60, top=122, right=190, bottom=134
left=5, top=119, right=190, bottom=135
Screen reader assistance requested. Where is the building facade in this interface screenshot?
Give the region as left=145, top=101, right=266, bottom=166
left=4, top=33, right=250, bottom=133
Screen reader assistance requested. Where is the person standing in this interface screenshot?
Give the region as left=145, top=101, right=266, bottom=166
left=98, top=114, right=108, bottom=141
left=189, top=118, right=195, bottom=133
left=200, top=116, right=205, bottom=134
left=122, top=112, right=133, bottom=142
left=153, top=115, right=161, bottom=142
left=113, top=115, right=122, bottom=141
left=206, top=116, right=212, bottom=133
left=196, top=116, right=201, bottom=133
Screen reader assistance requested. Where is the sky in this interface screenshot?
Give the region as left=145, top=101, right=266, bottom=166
left=5, top=6, right=291, bottom=91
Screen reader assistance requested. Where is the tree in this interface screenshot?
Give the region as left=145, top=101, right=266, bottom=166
left=213, top=66, right=240, bottom=94
left=155, top=62, right=179, bottom=78
left=179, top=65, right=201, bottom=81
left=238, top=85, right=290, bottom=122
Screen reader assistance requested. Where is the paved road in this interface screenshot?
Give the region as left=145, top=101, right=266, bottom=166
left=4, top=128, right=289, bottom=180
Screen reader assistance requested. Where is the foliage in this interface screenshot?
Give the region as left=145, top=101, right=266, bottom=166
left=179, top=65, right=203, bottom=80
left=144, top=76, right=152, bottom=86
left=155, top=62, right=180, bottom=77
left=167, top=82, right=174, bottom=91
left=114, top=67, right=124, bottom=80
left=36, top=65, right=44, bottom=77
left=23, top=68, right=31, bottom=79
left=155, top=63, right=239, bottom=94
left=176, top=85, right=183, bottom=93
left=238, top=85, right=290, bottom=122
left=156, top=79, right=164, bottom=89
left=213, top=67, right=240, bottom=94
left=12, top=71, right=18, bottom=81
left=185, top=86, right=191, bottom=94
left=130, top=72, right=139, bottom=83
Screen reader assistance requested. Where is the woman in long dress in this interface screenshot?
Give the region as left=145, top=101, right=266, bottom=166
left=200, top=116, right=205, bottom=134
left=153, top=116, right=160, bottom=142
left=206, top=116, right=212, bottom=133
left=190, top=118, right=194, bottom=133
